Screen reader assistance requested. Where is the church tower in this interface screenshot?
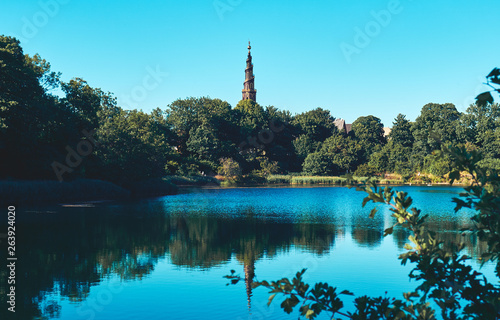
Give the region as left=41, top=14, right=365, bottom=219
left=242, top=41, right=257, bottom=101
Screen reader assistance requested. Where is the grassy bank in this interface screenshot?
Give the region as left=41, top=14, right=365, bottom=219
left=263, top=173, right=473, bottom=186
left=266, top=175, right=365, bottom=185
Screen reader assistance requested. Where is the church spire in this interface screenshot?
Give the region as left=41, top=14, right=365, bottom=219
left=242, top=41, right=257, bottom=101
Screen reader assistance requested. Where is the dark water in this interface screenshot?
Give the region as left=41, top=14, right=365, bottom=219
left=0, top=186, right=495, bottom=319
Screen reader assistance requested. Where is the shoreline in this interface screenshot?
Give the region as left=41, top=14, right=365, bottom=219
left=1, top=175, right=467, bottom=206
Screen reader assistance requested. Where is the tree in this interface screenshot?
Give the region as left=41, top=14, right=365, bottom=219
left=412, top=103, right=462, bottom=170
left=186, top=124, right=222, bottom=170
left=302, top=131, right=362, bottom=176
left=459, top=102, right=500, bottom=159
left=264, top=106, right=298, bottom=172
left=351, top=115, right=386, bottom=164
left=302, top=152, right=333, bottom=176
left=94, top=108, right=174, bottom=184
left=227, top=146, right=500, bottom=318
left=292, top=107, right=335, bottom=143
left=166, top=97, right=235, bottom=155
left=234, top=99, right=267, bottom=137
left=225, top=69, right=500, bottom=319
left=293, top=135, right=317, bottom=166
left=0, top=35, right=71, bottom=179
left=60, top=78, right=115, bottom=131
left=369, top=114, right=415, bottom=176
left=218, top=158, right=241, bottom=178
left=389, top=113, right=414, bottom=148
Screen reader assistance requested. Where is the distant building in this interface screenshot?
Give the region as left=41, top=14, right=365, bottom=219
left=383, top=127, right=392, bottom=137
left=242, top=41, right=257, bottom=101
left=333, top=118, right=352, bottom=134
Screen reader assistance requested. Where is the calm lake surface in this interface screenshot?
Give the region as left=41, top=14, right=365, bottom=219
left=1, top=186, right=496, bottom=319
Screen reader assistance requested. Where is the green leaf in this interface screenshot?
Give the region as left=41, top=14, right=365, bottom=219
left=383, top=226, right=394, bottom=236
left=369, top=207, right=377, bottom=219
left=475, top=91, right=493, bottom=105
left=340, top=290, right=354, bottom=296
left=448, top=170, right=460, bottom=183
left=281, top=295, right=300, bottom=314
left=487, top=67, right=500, bottom=78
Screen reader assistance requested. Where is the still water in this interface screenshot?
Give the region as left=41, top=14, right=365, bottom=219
left=0, top=186, right=496, bottom=319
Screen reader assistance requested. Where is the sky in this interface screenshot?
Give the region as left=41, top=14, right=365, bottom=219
left=1, top=0, right=499, bottom=126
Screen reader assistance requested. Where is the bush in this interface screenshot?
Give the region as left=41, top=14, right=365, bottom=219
left=353, top=164, right=378, bottom=177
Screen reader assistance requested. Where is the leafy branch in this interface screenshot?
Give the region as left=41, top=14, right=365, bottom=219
left=475, top=68, right=500, bottom=106
left=225, top=147, right=500, bottom=319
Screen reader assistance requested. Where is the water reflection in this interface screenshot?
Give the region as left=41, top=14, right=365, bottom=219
left=0, top=186, right=489, bottom=319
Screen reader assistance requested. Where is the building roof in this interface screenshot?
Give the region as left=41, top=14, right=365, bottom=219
left=333, top=118, right=352, bottom=134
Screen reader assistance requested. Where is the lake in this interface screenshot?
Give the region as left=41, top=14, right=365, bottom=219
left=0, top=186, right=496, bottom=319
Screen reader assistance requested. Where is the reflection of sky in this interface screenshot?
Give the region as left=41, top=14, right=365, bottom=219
left=19, top=186, right=497, bottom=319
left=159, top=185, right=475, bottom=227
left=53, top=239, right=416, bottom=320
left=52, top=238, right=497, bottom=320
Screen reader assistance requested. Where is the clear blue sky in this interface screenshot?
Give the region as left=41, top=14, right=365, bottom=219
left=1, top=0, right=499, bottom=126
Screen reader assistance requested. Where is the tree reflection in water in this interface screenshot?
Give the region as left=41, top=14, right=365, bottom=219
left=0, top=197, right=484, bottom=320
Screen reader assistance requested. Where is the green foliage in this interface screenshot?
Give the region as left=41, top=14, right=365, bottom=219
left=353, top=163, right=378, bottom=177
left=475, top=68, right=500, bottom=106
left=424, top=152, right=451, bottom=177
left=459, top=103, right=500, bottom=159
left=303, top=131, right=362, bottom=175
left=302, top=152, right=333, bottom=176
left=412, top=103, right=462, bottom=169
left=292, top=107, right=335, bottom=143
left=2, top=34, right=500, bottom=204
left=60, top=78, right=113, bottom=130
left=0, top=35, right=70, bottom=179
left=234, top=99, right=267, bottom=135
left=218, top=158, right=241, bottom=178
left=351, top=115, right=386, bottom=163
left=254, top=157, right=279, bottom=176
left=94, top=108, right=173, bottom=184
left=226, top=145, right=500, bottom=319
left=187, top=124, right=222, bottom=167
left=293, top=134, right=319, bottom=162
left=390, top=113, right=414, bottom=148
left=166, top=97, right=236, bottom=156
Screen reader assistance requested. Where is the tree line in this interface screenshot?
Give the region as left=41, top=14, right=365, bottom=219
left=1, top=35, right=499, bottom=187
